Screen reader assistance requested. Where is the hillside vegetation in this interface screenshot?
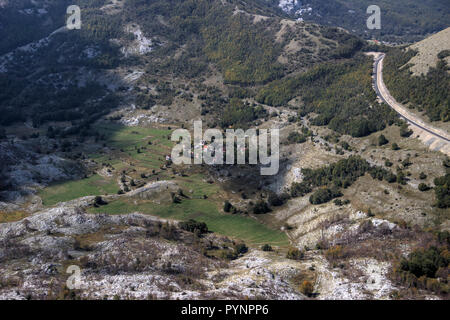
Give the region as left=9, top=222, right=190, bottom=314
left=257, top=54, right=398, bottom=137
left=383, top=47, right=450, bottom=122
left=277, top=0, right=450, bottom=42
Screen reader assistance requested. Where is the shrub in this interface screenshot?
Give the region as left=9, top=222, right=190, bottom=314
left=219, top=249, right=238, bottom=260
left=378, top=134, right=389, bottom=146
left=235, top=243, right=248, bottom=255
left=223, top=200, right=232, bottom=213
left=171, top=193, right=182, bottom=204
left=358, top=220, right=374, bottom=233
left=400, top=124, right=413, bottom=137
left=291, top=182, right=312, bottom=197
left=397, top=171, right=407, bottom=185
left=94, top=196, right=107, bottom=206
left=443, top=158, right=450, bottom=168
left=287, top=131, right=307, bottom=144
left=268, top=192, right=284, bottom=207
left=309, top=188, right=342, bottom=205
left=160, top=222, right=177, bottom=240
left=400, top=246, right=448, bottom=278
left=179, top=219, right=208, bottom=235
left=434, top=174, right=450, bottom=208
left=437, top=50, right=450, bottom=59
left=418, top=183, right=430, bottom=192
left=253, top=201, right=271, bottom=214
left=437, top=231, right=450, bottom=245
left=261, top=244, right=273, bottom=252
left=325, top=245, right=346, bottom=261
left=286, top=247, right=304, bottom=260
left=300, top=280, right=314, bottom=297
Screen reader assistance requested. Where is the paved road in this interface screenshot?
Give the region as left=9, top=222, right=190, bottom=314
left=372, top=53, right=450, bottom=144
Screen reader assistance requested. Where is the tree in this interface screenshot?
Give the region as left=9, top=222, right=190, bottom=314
left=94, top=196, right=107, bottom=206
left=400, top=124, right=413, bottom=137
left=309, top=188, right=342, bottom=205
left=235, top=243, right=248, bottom=254
left=253, top=201, right=271, bottom=214
left=400, top=247, right=446, bottom=278
left=434, top=174, right=450, bottom=208
left=378, top=134, right=389, bottom=146
left=262, top=244, right=273, bottom=251
left=179, top=219, right=208, bottom=234
left=287, top=131, right=307, bottom=144
left=223, top=200, right=232, bottom=212
left=291, top=182, right=312, bottom=197
left=418, top=183, right=430, bottom=192
left=268, top=192, right=284, bottom=207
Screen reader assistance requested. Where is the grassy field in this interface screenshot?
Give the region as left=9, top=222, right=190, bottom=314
left=38, top=123, right=173, bottom=205
left=37, top=122, right=289, bottom=246
left=88, top=197, right=289, bottom=247
left=39, top=174, right=118, bottom=206
left=93, top=123, right=174, bottom=168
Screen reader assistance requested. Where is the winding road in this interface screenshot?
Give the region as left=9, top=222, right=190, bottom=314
left=371, top=52, right=450, bottom=155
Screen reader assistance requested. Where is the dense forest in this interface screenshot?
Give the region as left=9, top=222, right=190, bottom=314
left=220, top=98, right=267, bottom=129
left=257, top=55, right=399, bottom=137
left=383, top=48, right=450, bottom=122
left=0, top=0, right=375, bottom=129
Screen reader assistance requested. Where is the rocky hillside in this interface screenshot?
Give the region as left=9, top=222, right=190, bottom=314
left=0, top=0, right=449, bottom=300
left=407, top=27, right=450, bottom=76
left=0, top=197, right=306, bottom=300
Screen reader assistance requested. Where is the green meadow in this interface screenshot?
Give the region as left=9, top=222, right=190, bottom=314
left=39, top=174, right=118, bottom=206
left=38, top=123, right=289, bottom=246
left=88, top=197, right=289, bottom=246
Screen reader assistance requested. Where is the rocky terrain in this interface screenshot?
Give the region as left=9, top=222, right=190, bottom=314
left=0, top=181, right=410, bottom=300
left=0, top=0, right=448, bottom=300
left=408, top=27, right=450, bottom=76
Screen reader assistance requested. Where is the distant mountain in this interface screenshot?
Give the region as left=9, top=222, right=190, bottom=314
left=272, top=0, right=450, bottom=43
left=0, top=0, right=70, bottom=55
